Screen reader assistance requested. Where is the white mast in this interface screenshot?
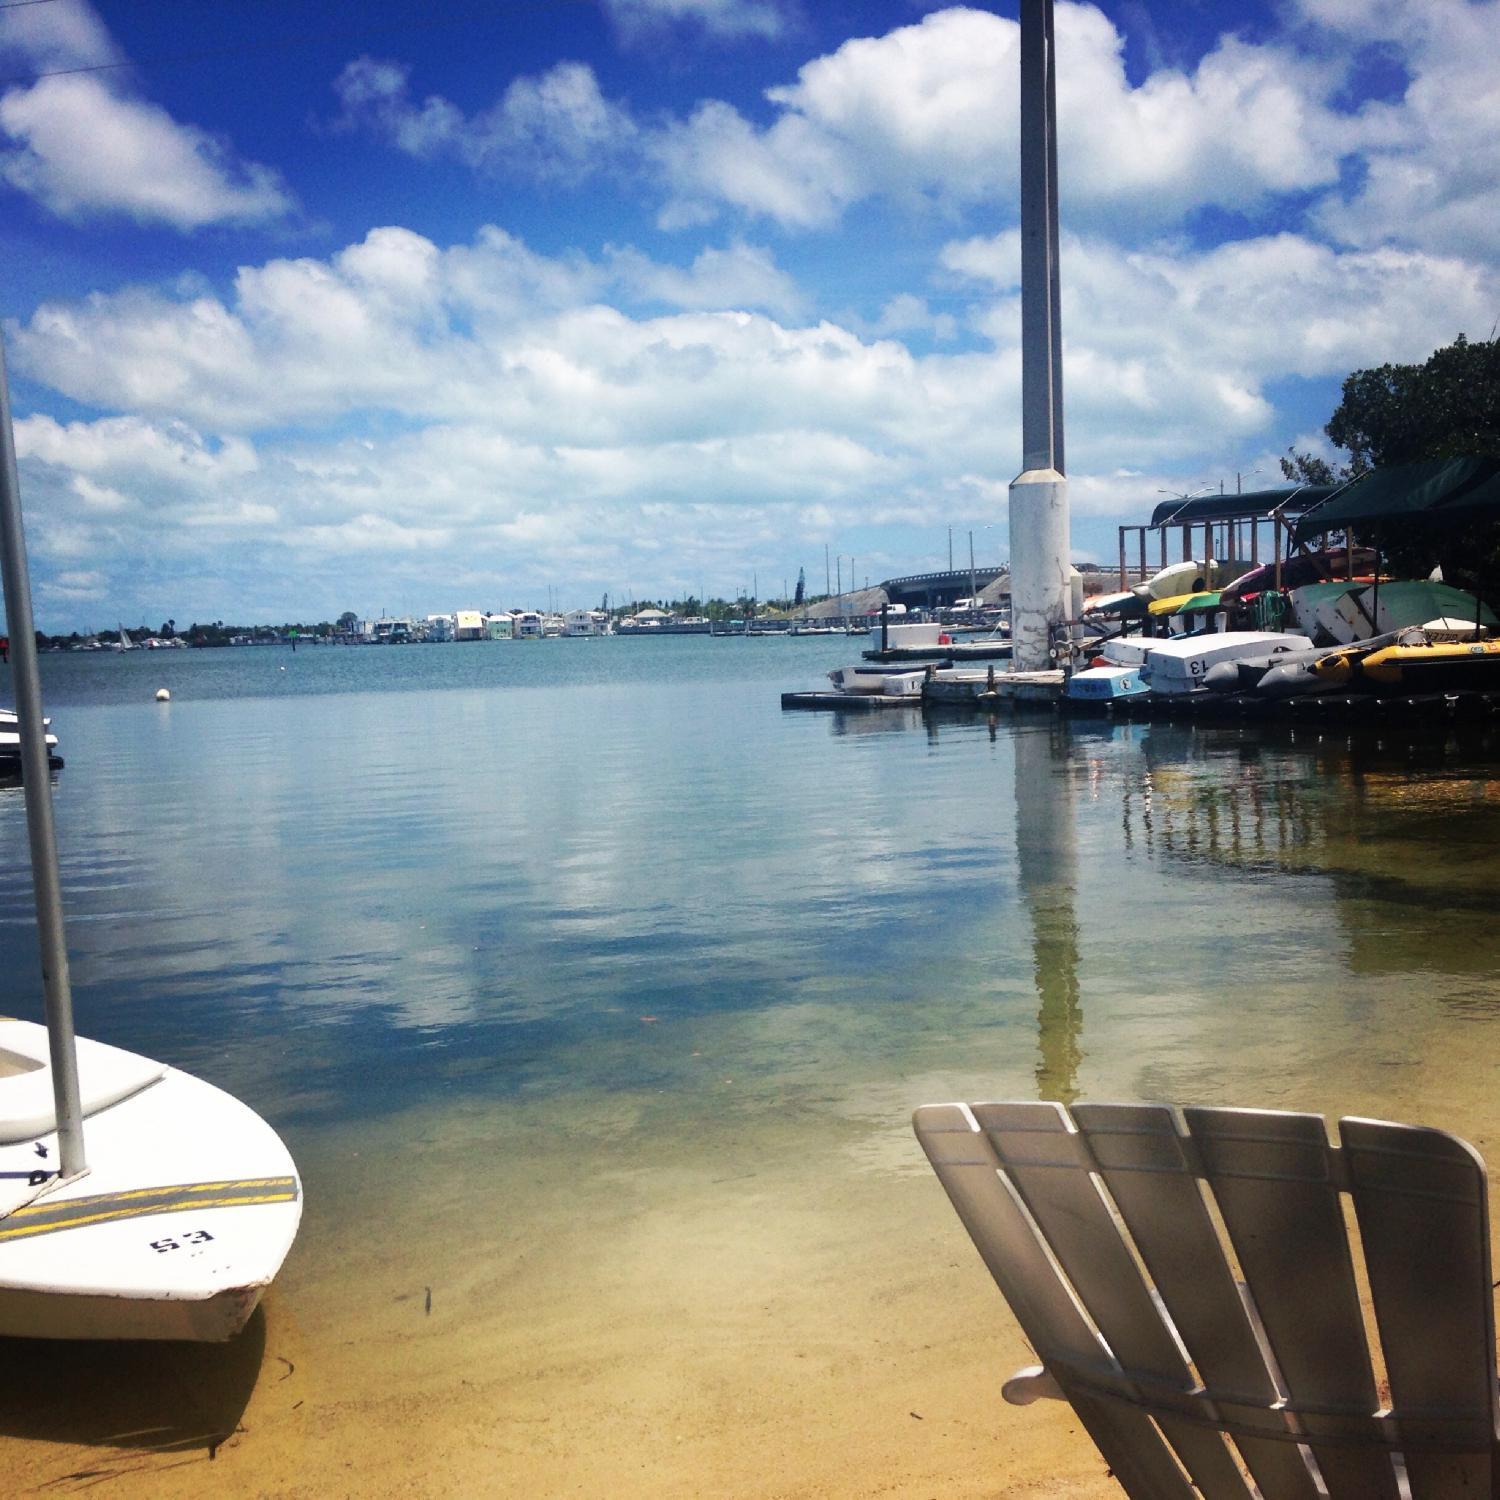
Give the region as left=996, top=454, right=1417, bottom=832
left=1008, top=0, right=1071, bottom=671
left=0, top=333, right=87, bottom=1179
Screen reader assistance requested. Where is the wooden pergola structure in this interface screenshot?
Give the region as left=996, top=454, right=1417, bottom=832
left=1117, top=485, right=1338, bottom=590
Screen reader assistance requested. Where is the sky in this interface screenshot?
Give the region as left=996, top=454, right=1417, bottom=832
left=1, top=0, right=1497, bottom=629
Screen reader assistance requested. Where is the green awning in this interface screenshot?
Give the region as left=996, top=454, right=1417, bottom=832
left=1149, top=486, right=1336, bottom=529
left=1291, top=458, right=1500, bottom=543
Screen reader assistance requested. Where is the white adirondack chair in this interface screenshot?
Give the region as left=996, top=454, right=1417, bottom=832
left=913, top=1101, right=1499, bottom=1500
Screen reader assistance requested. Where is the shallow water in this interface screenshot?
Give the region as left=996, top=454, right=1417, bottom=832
left=2, top=640, right=1499, bottom=1496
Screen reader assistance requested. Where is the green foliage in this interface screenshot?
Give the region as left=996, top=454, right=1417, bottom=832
left=1309, top=335, right=1500, bottom=588
left=1278, top=448, right=1339, bottom=486
left=1326, top=335, right=1500, bottom=469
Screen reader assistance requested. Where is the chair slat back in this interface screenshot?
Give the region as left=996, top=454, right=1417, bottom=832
left=1184, top=1106, right=1401, bottom=1499
left=1341, top=1117, right=1498, bottom=1499
left=914, top=1101, right=1499, bottom=1500
left=1073, top=1103, right=1323, bottom=1500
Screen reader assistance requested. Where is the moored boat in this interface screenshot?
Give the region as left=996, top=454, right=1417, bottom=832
left=1063, top=665, right=1148, bottom=707
left=0, top=706, right=61, bottom=773
left=1349, top=638, right=1500, bottom=692
left=828, top=663, right=930, bottom=695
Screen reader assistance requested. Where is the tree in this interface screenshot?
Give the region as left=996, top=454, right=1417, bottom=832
left=1326, top=334, right=1500, bottom=469
left=1278, top=448, right=1341, bottom=486
left=1309, top=335, right=1500, bottom=588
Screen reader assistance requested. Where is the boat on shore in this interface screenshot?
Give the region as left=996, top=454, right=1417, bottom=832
left=0, top=1019, right=302, bottom=1340
left=0, top=332, right=301, bottom=1340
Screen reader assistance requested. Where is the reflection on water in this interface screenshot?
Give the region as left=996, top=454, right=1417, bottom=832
left=2, top=645, right=1499, bottom=1495
left=1014, top=722, right=1083, bottom=1103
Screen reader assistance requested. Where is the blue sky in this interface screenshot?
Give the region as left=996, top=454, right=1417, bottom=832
left=1, top=0, right=1496, bottom=628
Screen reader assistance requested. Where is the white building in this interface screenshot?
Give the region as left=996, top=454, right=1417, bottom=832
left=562, top=609, right=609, bottom=637
left=425, top=614, right=455, bottom=642
left=513, top=610, right=544, bottom=639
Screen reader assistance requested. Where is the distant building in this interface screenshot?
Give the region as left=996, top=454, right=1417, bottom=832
left=425, top=614, right=455, bottom=643
left=563, top=609, right=609, bottom=636
left=513, top=611, right=544, bottom=640
left=454, top=610, right=486, bottom=641
left=622, top=607, right=672, bottom=630
left=485, top=612, right=515, bottom=640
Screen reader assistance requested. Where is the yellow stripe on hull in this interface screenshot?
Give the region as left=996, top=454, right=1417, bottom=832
left=0, top=1176, right=299, bottom=1240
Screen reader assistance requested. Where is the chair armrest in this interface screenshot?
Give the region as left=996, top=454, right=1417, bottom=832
left=1001, top=1364, right=1064, bottom=1406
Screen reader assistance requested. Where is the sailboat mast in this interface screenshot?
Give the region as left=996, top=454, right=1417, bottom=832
left=0, top=335, right=87, bottom=1178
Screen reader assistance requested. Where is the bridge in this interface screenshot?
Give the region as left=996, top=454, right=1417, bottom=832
left=881, top=566, right=1007, bottom=609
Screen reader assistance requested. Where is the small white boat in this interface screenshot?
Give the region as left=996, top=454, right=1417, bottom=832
left=0, top=1019, right=301, bottom=1341
left=0, top=706, right=60, bottom=772
left=828, top=663, right=928, bottom=695
left=1136, top=631, right=1310, bottom=695
left=1065, top=665, right=1148, bottom=703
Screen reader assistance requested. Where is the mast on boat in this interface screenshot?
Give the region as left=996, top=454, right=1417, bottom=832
left=0, top=333, right=87, bottom=1180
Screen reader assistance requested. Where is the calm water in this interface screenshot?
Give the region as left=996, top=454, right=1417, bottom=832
left=3, top=638, right=1499, bottom=1495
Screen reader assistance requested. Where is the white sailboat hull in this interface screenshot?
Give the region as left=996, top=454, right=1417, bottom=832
left=0, top=1020, right=301, bottom=1341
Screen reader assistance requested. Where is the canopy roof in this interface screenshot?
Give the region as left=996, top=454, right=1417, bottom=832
left=1149, top=485, right=1337, bottom=529
left=1292, top=457, right=1500, bottom=543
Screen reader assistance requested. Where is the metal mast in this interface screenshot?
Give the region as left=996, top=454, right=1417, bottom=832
left=0, top=334, right=87, bottom=1178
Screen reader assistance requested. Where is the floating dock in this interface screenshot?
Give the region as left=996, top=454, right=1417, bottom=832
left=780, top=691, right=921, bottom=711
left=863, top=641, right=1014, bottom=663
left=783, top=665, right=1500, bottom=727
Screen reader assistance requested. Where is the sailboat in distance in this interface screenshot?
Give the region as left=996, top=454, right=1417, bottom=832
left=0, top=335, right=302, bottom=1340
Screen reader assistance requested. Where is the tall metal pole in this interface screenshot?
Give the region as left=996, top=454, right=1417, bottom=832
left=1009, top=0, right=1071, bottom=671
left=0, top=335, right=87, bottom=1178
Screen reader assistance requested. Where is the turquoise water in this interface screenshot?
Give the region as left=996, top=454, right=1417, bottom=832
left=9, top=639, right=1496, bottom=1123
left=3, top=638, right=1500, bottom=1494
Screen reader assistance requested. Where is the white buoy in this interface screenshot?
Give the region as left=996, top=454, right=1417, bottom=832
left=155, top=687, right=170, bottom=702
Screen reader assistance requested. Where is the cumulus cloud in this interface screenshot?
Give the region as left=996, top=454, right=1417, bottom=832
left=1302, top=0, right=1500, bottom=259
left=0, top=1, right=293, bottom=228
left=333, top=57, right=637, bottom=183
left=0, top=75, right=293, bottom=227
left=11, top=213, right=1494, bottom=626
left=600, top=0, right=793, bottom=44
left=9, top=225, right=816, bottom=430
left=327, top=6, right=1387, bottom=237
left=940, top=226, right=1498, bottom=462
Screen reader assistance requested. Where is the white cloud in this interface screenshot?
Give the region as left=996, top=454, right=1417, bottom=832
left=0, top=73, right=293, bottom=228
left=9, top=170, right=1498, bottom=624
left=604, top=240, right=805, bottom=317
left=333, top=57, right=637, bottom=183
left=1302, top=0, right=1500, bottom=259
left=600, top=0, right=793, bottom=43
left=0, top=0, right=120, bottom=75
left=645, top=5, right=1374, bottom=232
